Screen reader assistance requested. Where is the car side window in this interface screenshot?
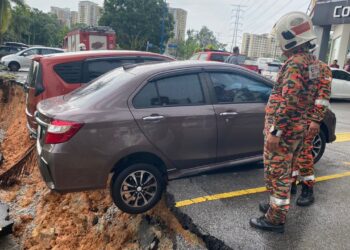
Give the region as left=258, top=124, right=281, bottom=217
left=133, top=74, right=205, bottom=108
left=86, top=59, right=136, bottom=82
left=210, top=54, right=226, bottom=62
left=21, top=49, right=39, bottom=56
left=210, top=72, right=271, bottom=103
left=41, top=49, right=61, bottom=55
left=54, top=61, right=83, bottom=83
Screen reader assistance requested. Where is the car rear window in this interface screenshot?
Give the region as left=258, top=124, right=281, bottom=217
left=27, top=61, right=44, bottom=96
left=54, top=61, right=83, bottom=83
left=210, top=54, right=229, bottom=62
left=198, top=53, right=208, bottom=61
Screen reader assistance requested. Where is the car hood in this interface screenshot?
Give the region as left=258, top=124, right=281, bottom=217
left=1, top=54, right=15, bottom=61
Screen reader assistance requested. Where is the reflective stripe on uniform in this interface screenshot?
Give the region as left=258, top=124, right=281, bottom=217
left=300, top=175, right=315, bottom=181
left=315, top=99, right=330, bottom=107
left=270, top=196, right=290, bottom=206
left=292, top=170, right=299, bottom=177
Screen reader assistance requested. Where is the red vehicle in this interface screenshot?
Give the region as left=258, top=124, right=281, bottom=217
left=190, top=50, right=260, bottom=73
left=24, top=50, right=175, bottom=136
left=63, top=26, right=116, bottom=52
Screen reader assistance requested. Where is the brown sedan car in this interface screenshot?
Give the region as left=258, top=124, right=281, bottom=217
left=36, top=61, right=336, bottom=214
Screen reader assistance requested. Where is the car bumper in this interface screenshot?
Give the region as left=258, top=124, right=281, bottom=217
left=37, top=140, right=110, bottom=192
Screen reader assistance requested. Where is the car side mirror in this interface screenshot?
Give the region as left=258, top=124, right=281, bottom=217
left=22, top=52, right=28, bottom=56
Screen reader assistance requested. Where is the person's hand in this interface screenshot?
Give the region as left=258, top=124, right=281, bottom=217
left=308, top=121, right=320, bottom=137
left=266, top=133, right=281, bottom=152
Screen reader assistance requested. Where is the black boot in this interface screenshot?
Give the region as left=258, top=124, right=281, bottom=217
left=259, top=202, right=269, bottom=213
left=250, top=216, right=284, bottom=233
left=291, top=182, right=297, bottom=195
left=296, top=183, right=314, bottom=206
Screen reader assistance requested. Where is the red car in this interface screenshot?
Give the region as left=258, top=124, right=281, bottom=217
left=190, top=50, right=260, bottom=73
left=25, top=50, right=174, bottom=137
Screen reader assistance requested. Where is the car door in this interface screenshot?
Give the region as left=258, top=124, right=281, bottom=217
left=20, top=48, right=40, bottom=68
left=332, top=70, right=348, bottom=98
left=343, top=71, right=350, bottom=98
left=129, top=71, right=217, bottom=169
left=206, top=70, right=271, bottom=162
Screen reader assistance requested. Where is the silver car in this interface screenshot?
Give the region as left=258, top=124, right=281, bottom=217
left=0, top=46, right=64, bottom=71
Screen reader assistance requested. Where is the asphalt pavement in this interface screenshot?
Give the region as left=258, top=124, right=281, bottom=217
left=168, top=101, right=350, bottom=250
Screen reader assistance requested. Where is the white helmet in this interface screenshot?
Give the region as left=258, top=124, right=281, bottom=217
left=272, top=12, right=317, bottom=52
left=78, top=43, right=86, bottom=51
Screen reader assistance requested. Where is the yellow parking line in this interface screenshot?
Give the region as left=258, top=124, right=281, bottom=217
left=335, top=132, right=350, bottom=142
left=175, top=171, right=350, bottom=208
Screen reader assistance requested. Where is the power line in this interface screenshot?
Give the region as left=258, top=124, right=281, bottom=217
left=230, top=4, right=246, bottom=51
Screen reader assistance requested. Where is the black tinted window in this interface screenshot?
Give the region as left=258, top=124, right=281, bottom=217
left=133, top=82, right=159, bottom=108
left=22, top=48, right=39, bottom=56
left=210, top=73, right=271, bottom=103
left=157, top=74, right=204, bottom=106
left=54, top=61, right=83, bottom=83
left=86, top=59, right=135, bottom=82
left=210, top=54, right=228, bottom=62
left=41, top=49, right=62, bottom=55
left=332, top=70, right=350, bottom=81
left=133, top=74, right=205, bottom=108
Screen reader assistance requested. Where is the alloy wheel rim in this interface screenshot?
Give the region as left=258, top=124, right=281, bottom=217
left=120, top=170, right=157, bottom=208
left=312, top=134, right=322, bottom=159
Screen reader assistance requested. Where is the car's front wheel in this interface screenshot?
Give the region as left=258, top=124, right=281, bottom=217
left=8, top=62, right=20, bottom=72
left=313, top=130, right=326, bottom=163
left=111, top=163, right=164, bottom=214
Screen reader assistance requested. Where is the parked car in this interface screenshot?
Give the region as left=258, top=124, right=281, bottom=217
left=261, top=62, right=282, bottom=82
left=0, top=46, right=64, bottom=71
left=331, top=68, right=350, bottom=99
left=35, top=61, right=336, bottom=214
left=0, top=45, right=22, bottom=59
left=190, top=50, right=260, bottom=73
left=4, top=42, right=29, bottom=49
left=25, top=50, right=174, bottom=136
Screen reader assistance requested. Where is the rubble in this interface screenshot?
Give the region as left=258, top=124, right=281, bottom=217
left=0, top=84, right=205, bottom=249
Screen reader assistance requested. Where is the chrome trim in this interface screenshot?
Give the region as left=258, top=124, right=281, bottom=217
left=35, top=116, right=49, bottom=127
left=219, top=112, right=238, bottom=116
left=40, top=157, right=48, bottom=165
left=25, top=108, right=33, bottom=117
left=143, top=115, right=165, bottom=121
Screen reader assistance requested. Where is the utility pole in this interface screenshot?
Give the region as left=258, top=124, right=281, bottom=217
left=160, top=0, right=167, bottom=54
left=230, top=4, right=245, bottom=52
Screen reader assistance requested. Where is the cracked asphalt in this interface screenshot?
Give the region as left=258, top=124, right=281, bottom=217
left=168, top=101, right=350, bottom=250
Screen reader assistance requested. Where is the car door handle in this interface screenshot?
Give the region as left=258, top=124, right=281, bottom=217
left=219, top=112, right=238, bottom=116
left=143, top=115, right=165, bottom=121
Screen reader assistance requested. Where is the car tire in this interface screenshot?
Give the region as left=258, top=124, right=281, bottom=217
left=111, top=163, right=164, bottom=214
left=313, top=130, right=326, bottom=164
left=8, top=62, right=20, bottom=72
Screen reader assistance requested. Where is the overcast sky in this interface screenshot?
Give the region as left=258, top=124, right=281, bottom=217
left=25, top=0, right=311, bottom=47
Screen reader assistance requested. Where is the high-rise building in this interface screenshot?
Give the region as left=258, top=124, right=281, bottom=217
left=78, top=1, right=101, bottom=26
left=168, top=7, right=187, bottom=42
left=241, top=33, right=282, bottom=59
left=70, top=11, right=79, bottom=26
left=51, top=6, right=71, bottom=28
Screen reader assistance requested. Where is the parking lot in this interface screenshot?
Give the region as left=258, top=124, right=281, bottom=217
left=168, top=101, right=350, bottom=249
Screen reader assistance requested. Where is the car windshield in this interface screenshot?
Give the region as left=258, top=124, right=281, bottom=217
left=63, top=68, right=135, bottom=103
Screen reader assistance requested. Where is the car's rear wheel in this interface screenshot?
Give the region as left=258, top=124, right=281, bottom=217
left=8, top=62, right=20, bottom=72
left=313, top=130, right=326, bottom=163
left=111, top=163, right=164, bottom=214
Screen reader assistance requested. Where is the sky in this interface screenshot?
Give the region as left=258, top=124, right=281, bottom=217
left=25, top=0, right=311, bottom=48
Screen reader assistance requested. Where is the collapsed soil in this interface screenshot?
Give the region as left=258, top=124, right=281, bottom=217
left=0, top=85, right=204, bottom=249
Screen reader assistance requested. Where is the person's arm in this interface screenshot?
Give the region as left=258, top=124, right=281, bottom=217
left=309, top=65, right=332, bottom=123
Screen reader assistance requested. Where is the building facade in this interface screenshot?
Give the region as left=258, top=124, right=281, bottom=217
left=168, top=7, right=187, bottom=42
left=241, top=33, right=282, bottom=59
left=51, top=7, right=71, bottom=28
left=310, top=0, right=350, bottom=68
left=70, top=11, right=79, bottom=26
left=78, top=1, right=101, bottom=26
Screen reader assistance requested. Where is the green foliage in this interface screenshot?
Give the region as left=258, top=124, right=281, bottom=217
left=176, top=27, right=226, bottom=60
left=99, top=0, right=174, bottom=52
left=2, top=6, right=68, bottom=47
left=0, top=0, right=25, bottom=35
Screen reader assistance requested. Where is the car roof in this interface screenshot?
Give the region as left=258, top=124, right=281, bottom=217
left=200, top=51, right=232, bottom=55
left=25, top=46, right=63, bottom=50
left=37, top=50, right=174, bottom=62
left=126, top=60, right=274, bottom=83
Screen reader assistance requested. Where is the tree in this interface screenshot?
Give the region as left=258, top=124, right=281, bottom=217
left=176, top=27, right=226, bottom=59
left=99, top=0, right=174, bottom=52
left=0, top=0, right=25, bottom=42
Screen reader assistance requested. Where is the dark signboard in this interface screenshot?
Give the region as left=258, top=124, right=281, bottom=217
left=312, top=0, right=350, bottom=25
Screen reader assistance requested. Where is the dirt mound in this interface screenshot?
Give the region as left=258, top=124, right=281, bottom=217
left=0, top=85, right=204, bottom=249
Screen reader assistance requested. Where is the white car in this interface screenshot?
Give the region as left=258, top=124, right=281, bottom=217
left=0, top=46, right=64, bottom=71
left=331, top=68, right=350, bottom=99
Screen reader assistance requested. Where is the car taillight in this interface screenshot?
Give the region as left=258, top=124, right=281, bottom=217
left=45, top=120, right=83, bottom=144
